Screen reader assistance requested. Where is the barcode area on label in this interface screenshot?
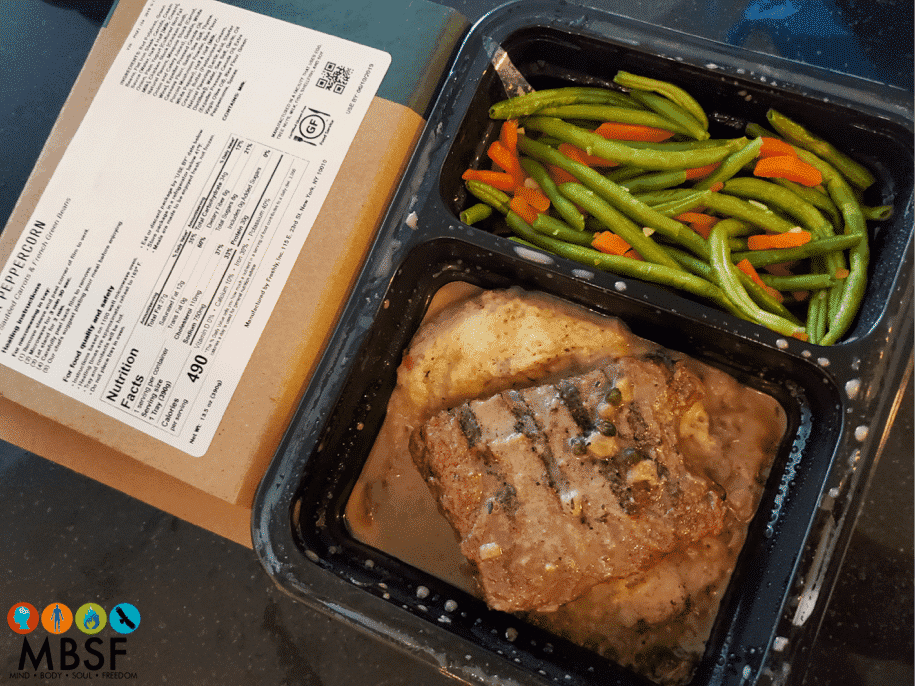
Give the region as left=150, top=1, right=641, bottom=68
left=316, top=61, right=352, bottom=94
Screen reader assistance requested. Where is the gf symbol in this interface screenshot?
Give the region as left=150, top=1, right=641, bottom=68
left=297, top=107, right=330, bottom=143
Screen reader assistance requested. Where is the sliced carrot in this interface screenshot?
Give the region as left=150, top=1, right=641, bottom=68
left=514, top=185, right=551, bottom=213
left=708, top=181, right=725, bottom=193
left=758, top=136, right=797, bottom=159
left=461, top=168, right=516, bottom=192
left=591, top=231, right=631, bottom=255
left=588, top=156, right=618, bottom=168
left=509, top=194, right=538, bottom=224
left=500, top=119, right=519, bottom=155
left=557, top=143, right=586, bottom=161
left=792, top=331, right=810, bottom=342
left=763, top=262, right=796, bottom=276
left=548, top=164, right=579, bottom=186
left=487, top=140, right=526, bottom=187
left=747, top=229, right=812, bottom=250
left=835, top=267, right=850, bottom=279
left=594, top=122, right=674, bottom=143
left=558, top=142, right=617, bottom=168
left=623, top=248, right=644, bottom=261
left=558, top=142, right=591, bottom=166
left=737, top=258, right=784, bottom=302
left=675, top=211, right=719, bottom=239
left=684, top=162, right=721, bottom=179
left=753, top=155, right=823, bottom=187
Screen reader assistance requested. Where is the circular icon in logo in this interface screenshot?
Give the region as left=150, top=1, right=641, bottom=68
left=7, top=603, right=39, bottom=634
left=75, top=603, right=107, bottom=635
left=41, top=602, right=74, bottom=634
left=297, top=112, right=327, bottom=140
left=109, top=603, right=141, bottom=634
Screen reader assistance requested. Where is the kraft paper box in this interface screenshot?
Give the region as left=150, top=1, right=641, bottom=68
left=0, top=0, right=467, bottom=546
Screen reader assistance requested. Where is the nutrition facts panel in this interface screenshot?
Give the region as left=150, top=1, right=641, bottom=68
left=0, top=0, right=389, bottom=455
left=104, top=134, right=307, bottom=437
left=141, top=136, right=304, bottom=356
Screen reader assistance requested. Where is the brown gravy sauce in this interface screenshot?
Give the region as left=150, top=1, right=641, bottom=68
left=345, top=284, right=786, bottom=685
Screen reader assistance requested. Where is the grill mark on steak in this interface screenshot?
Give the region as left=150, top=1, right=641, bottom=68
left=456, top=405, right=482, bottom=446
left=503, top=389, right=574, bottom=509
left=626, top=404, right=654, bottom=446
left=557, top=379, right=595, bottom=433
left=454, top=405, right=503, bottom=471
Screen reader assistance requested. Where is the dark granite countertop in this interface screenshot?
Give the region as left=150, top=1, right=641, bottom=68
left=1, top=1, right=911, bottom=684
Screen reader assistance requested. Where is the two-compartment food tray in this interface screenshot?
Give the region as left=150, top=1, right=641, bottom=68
left=252, top=2, right=914, bottom=684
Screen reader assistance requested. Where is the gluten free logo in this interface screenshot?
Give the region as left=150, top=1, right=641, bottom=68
left=293, top=106, right=332, bottom=145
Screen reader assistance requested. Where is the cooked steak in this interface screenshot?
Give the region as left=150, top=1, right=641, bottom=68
left=409, top=354, right=727, bottom=613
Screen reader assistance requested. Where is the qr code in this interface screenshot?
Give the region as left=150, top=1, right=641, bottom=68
left=316, top=61, right=352, bottom=94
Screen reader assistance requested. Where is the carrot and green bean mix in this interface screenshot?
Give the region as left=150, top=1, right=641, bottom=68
left=460, top=71, right=891, bottom=345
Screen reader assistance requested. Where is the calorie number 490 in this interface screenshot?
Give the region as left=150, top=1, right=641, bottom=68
left=187, top=354, right=208, bottom=382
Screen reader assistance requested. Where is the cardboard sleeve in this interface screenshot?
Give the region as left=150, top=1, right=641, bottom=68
left=0, top=0, right=434, bottom=545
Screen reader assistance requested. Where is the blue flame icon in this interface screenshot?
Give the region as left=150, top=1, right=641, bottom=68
left=75, top=603, right=107, bottom=634
left=83, top=606, right=100, bottom=630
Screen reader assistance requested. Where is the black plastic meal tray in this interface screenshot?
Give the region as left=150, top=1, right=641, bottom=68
left=252, top=3, right=914, bottom=685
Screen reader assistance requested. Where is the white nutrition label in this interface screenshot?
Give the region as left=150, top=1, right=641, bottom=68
left=0, top=0, right=390, bottom=455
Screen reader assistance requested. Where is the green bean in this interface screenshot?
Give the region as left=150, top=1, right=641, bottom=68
left=668, top=246, right=803, bottom=324
left=535, top=135, right=567, bottom=148
left=701, top=192, right=800, bottom=234
left=793, top=148, right=869, bottom=343
left=519, top=157, right=585, bottom=231
left=647, top=190, right=713, bottom=217
left=767, top=109, right=875, bottom=190
left=719, top=177, right=833, bottom=238
left=605, top=165, right=649, bottom=182
left=620, top=170, right=689, bottom=193
left=503, top=211, right=746, bottom=318
left=731, top=233, right=861, bottom=268
left=632, top=188, right=701, bottom=206
left=489, top=86, right=637, bottom=119
left=824, top=201, right=867, bottom=338
left=465, top=179, right=511, bottom=213
left=739, top=273, right=803, bottom=325
left=772, top=178, right=843, bottom=228
left=861, top=204, right=893, bottom=221
left=665, top=245, right=711, bottom=277
left=460, top=202, right=493, bottom=225
left=617, top=139, right=735, bottom=151
left=558, top=182, right=682, bottom=268
left=521, top=117, right=741, bottom=170
left=533, top=105, right=691, bottom=136
left=532, top=214, right=596, bottom=246
left=759, top=272, right=835, bottom=291
left=745, top=122, right=777, bottom=139
left=613, top=70, right=709, bottom=130
left=708, top=219, right=807, bottom=338
left=693, top=137, right=763, bottom=190
left=805, top=289, right=829, bottom=345
left=508, top=236, right=539, bottom=249
left=628, top=90, right=709, bottom=141
left=517, top=135, right=710, bottom=257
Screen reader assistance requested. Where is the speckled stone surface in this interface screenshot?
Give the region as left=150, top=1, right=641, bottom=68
left=1, top=1, right=912, bottom=685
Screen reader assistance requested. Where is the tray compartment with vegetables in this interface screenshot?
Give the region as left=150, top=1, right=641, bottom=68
left=252, top=3, right=913, bottom=686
